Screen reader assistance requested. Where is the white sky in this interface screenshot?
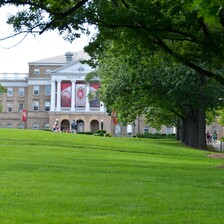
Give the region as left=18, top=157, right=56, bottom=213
left=0, top=6, right=92, bottom=73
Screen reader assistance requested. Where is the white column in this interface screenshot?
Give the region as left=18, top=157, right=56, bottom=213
left=85, top=84, right=90, bottom=112
left=71, top=80, right=75, bottom=111
left=56, top=80, right=61, bottom=111
left=50, top=80, right=56, bottom=111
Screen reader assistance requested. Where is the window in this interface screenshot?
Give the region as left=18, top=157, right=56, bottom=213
left=7, top=103, right=13, bottom=112
left=144, top=127, right=149, bottom=133
left=46, top=69, right=52, bottom=75
left=166, top=127, right=172, bottom=135
left=127, top=124, right=133, bottom=135
left=44, top=123, right=50, bottom=130
left=18, top=103, right=24, bottom=112
left=33, top=101, right=39, bottom=111
left=45, top=101, right=50, bottom=111
left=7, top=87, right=13, bottom=97
left=6, top=123, right=13, bottom=128
left=34, top=68, right=40, bottom=75
left=19, top=88, right=25, bottom=97
left=32, top=123, right=39, bottom=130
left=45, top=86, right=51, bottom=95
left=33, top=86, right=39, bottom=95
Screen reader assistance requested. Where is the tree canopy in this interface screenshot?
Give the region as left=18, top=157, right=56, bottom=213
left=1, top=0, right=224, bottom=84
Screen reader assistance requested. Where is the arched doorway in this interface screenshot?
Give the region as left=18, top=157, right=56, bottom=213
left=61, top=119, right=70, bottom=132
left=76, top=119, right=84, bottom=132
left=90, top=120, right=99, bottom=132
left=127, top=124, right=133, bottom=136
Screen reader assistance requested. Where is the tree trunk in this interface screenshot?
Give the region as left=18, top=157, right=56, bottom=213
left=182, top=108, right=207, bottom=150
left=197, top=109, right=207, bottom=150
left=186, top=111, right=198, bottom=148
left=176, top=119, right=181, bottom=141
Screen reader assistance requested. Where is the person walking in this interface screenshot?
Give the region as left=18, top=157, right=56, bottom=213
left=212, top=131, right=218, bottom=143
left=206, top=131, right=211, bottom=144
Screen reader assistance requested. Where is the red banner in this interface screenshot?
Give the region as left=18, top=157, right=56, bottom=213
left=61, top=82, right=71, bottom=107
left=112, top=111, right=118, bottom=125
left=76, top=84, right=86, bottom=106
left=22, top=109, right=27, bottom=122
left=89, top=82, right=100, bottom=108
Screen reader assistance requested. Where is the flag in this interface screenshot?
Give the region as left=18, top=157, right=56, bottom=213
left=22, top=109, right=27, bottom=122
left=112, top=110, right=118, bottom=125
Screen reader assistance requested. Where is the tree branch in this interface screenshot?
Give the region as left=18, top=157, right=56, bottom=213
left=153, top=37, right=224, bottom=85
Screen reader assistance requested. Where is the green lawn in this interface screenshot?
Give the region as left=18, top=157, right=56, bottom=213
left=0, top=129, right=224, bottom=224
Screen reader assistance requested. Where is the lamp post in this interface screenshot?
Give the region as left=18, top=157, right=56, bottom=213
left=101, top=119, right=104, bottom=130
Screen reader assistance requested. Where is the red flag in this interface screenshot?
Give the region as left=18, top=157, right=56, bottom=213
left=112, top=111, right=118, bottom=125
left=22, top=109, right=27, bottom=122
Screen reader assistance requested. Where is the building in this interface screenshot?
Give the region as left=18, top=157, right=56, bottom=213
left=1, top=50, right=160, bottom=135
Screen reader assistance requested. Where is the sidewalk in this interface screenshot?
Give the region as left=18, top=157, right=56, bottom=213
left=208, top=140, right=222, bottom=151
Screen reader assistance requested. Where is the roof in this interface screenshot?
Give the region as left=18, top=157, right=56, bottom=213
left=28, top=51, right=90, bottom=65
left=0, top=73, right=28, bottom=80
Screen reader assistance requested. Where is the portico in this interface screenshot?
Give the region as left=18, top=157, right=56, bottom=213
left=49, top=60, right=104, bottom=113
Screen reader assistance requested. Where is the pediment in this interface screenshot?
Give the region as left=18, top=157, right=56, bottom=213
left=53, top=61, right=94, bottom=74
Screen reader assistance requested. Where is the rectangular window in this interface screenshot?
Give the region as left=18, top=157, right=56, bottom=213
left=46, top=69, right=52, bottom=75
left=18, top=103, right=24, bottom=112
left=33, top=101, right=39, bottom=111
left=45, top=86, right=51, bottom=95
left=19, top=87, right=25, bottom=97
left=45, top=102, right=50, bottom=111
left=7, top=103, right=13, bottom=112
left=32, top=123, right=39, bottom=130
left=7, top=87, right=13, bottom=97
left=34, top=68, right=40, bottom=75
left=166, top=127, right=172, bottom=135
left=33, top=86, right=39, bottom=95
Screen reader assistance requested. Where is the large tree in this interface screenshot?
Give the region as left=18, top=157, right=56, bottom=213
left=1, top=0, right=224, bottom=84
left=94, top=41, right=224, bottom=149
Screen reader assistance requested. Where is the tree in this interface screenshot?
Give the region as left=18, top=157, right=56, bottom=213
left=94, top=40, right=224, bottom=149
left=183, top=0, right=224, bottom=26
left=0, top=85, right=6, bottom=112
left=1, top=1, right=224, bottom=85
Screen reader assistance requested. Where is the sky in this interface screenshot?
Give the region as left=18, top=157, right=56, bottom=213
left=0, top=6, right=92, bottom=73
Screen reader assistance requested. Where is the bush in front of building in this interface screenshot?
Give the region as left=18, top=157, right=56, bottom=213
left=77, top=132, right=94, bottom=135
left=136, top=133, right=176, bottom=139
left=96, top=130, right=106, bottom=134
left=105, top=133, right=112, bottom=137
left=93, top=132, right=104, bottom=137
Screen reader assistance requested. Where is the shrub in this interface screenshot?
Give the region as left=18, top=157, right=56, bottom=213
left=96, top=130, right=106, bottom=134
left=136, top=133, right=176, bottom=139
left=77, top=132, right=94, bottom=135
left=93, top=132, right=104, bottom=137
left=105, top=133, right=112, bottom=137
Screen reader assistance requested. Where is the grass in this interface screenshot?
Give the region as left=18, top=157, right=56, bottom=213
left=0, top=129, right=224, bottom=223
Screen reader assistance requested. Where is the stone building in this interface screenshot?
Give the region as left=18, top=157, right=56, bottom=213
left=0, top=50, right=160, bottom=135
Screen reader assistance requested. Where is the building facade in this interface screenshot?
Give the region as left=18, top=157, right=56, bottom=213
left=0, top=51, right=158, bottom=135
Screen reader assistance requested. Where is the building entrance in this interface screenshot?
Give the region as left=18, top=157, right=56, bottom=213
left=90, top=120, right=99, bottom=132
left=61, top=119, right=70, bottom=132
left=76, top=119, right=84, bottom=132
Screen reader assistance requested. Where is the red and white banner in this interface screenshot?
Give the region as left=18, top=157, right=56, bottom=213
left=22, top=109, right=27, bottom=122
left=76, top=84, right=86, bottom=106
left=61, top=82, right=71, bottom=107
left=89, top=82, right=100, bottom=108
